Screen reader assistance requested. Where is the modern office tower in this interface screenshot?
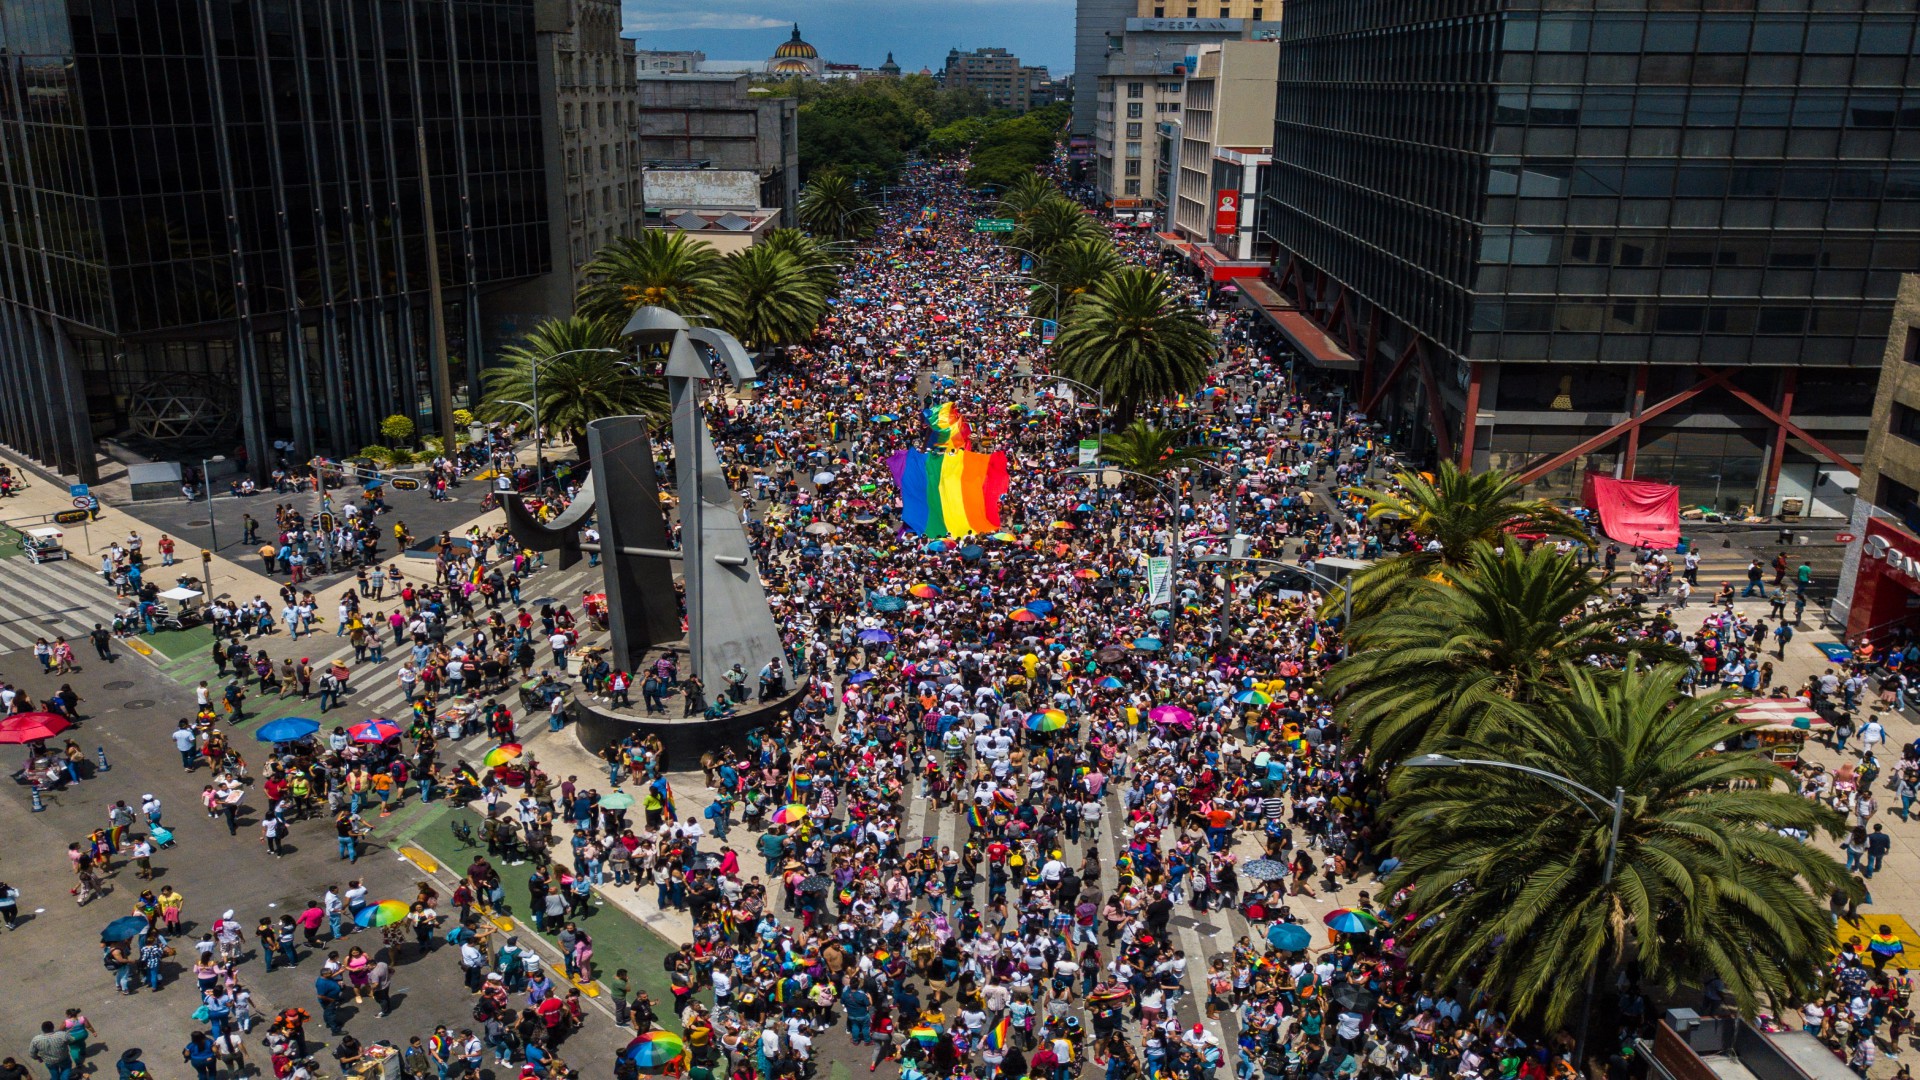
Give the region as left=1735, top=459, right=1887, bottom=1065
left=0, top=0, right=552, bottom=480
left=1256, top=2, right=1920, bottom=516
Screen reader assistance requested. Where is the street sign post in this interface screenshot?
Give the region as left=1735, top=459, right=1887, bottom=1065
left=53, top=510, right=89, bottom=525
left=68, top=484, right=89, bottom=499
left=71, top=497, right=90, bottom=509
left=973, top=218, right=1015, bottom=233
left=391, top=477, right=421, bottom=491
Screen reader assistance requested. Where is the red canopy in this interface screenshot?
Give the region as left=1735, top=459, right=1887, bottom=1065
left=0, top=711, right=71, bottom=744
left=1582, top=473, right=1680, bottom=549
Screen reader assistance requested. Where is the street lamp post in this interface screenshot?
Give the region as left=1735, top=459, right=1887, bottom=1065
left=200, top=455, right=225, bottom=553
left=1402, top=754, right=1625, bottom=1072
left=1193, top=552, right=1355, bottom=645
left=1067, top=464, right=1186, bottom=645
left=523, top=347, right=622, bottom=487
left=988, top=274, right=1062, bottom=316
left=1013, top=373, right=1104, bottom=432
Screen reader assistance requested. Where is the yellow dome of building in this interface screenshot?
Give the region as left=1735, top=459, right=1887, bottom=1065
left=773, top=25, right=817, bottom=59
left=770, top=57, right=813, bottom=74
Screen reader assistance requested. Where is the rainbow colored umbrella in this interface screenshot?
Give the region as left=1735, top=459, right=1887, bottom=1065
left=1074, top=568, right=1100, bottom=579
left=1008, top=609, right=1039, bottom=623
left=771, top=804, right=810, bottom=825
left=347, top=717, right=403, bottom=743
left=622, top=1031, right=689, bottom=1072
left=482, top=743, right=523, bottom=768
left=1234, top=689, right=1274, bottom=705
left=1324, top=908, right=1382, bottom=934
left=909, top=583, right=942, bottom=598
left=984, top=1017, right=1012, bottom=1051
left=1097, top=676, right=1125, bottom=690
left=354, top=900, right=411, bottom=928
left=1026, top=710, right=1070, bottom=733
left=907, top=1026, right=942, bottom=1047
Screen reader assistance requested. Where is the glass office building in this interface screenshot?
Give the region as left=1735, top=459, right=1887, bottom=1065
left=0, top=0, right=550, bottom=480
left=1257, top=0, right=1920, bottom=516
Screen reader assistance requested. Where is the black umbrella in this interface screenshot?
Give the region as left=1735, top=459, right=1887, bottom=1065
left=798, top=874, right=834, bottom=895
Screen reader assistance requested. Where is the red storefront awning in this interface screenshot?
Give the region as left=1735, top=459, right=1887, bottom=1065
left=1235, top=277, right=1359, bottom=371
left=1189, top=244, right=1264, bottom=282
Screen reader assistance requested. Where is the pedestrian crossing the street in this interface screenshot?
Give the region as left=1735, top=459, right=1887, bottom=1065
left=0, top=551, right=133, bottom=651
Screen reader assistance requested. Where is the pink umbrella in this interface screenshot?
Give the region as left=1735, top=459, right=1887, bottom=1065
left=1148, top=705, right=1196, bottom=729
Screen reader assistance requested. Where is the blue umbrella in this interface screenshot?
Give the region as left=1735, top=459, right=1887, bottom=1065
left=1132, top=637, right=1162, bottom=651
left=1097, top=676, right=1124, bottom=689
left=254, top=717, right=321, bottom=743
left=926, top=540, right=948, bottom=553
left=1026, top=600, right=1054, bottom=615
left=871, top=596, right=907, bottom=613
left=959, top=544, right=984, bottom=560
left=847, top=671, right=878, bottom=685
left=858, top=629, right=893, bottom=645
left=102, top=915, right=150, bottom=942
left=1268, top=923, right=1313, bottom=952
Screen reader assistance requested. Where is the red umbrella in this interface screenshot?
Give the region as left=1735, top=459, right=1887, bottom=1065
left=0, top=712, right=72, bottom=744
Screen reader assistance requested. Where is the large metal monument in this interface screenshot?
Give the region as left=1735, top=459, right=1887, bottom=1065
left=500, top=307, right=785, bottom=692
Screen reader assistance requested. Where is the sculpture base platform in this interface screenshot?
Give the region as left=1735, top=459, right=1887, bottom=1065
left=567, top=689, right=806, bottom=766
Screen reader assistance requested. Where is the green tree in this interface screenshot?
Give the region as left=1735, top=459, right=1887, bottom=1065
left=575, top=231, right=721, bottom=324
left=1031, top=237, right=1123, bottom=319
left=996, top=172, right=1061, bottom=222
left=1384, top=661, right=1853, bottom=1030
left=796, top=173, right=878, bottom=241
left=709, top=245, right=827, bottom=354
left=480, top=315, right=666, bottom=463
left=1324, top=542, right=1678, bottom=760
left=760, top=228, right=844, bottom=300
left=1052, top=267, right=1214, bottom=421
left=380, top=414, right=415, bottom=447
left=1341, top=462, right=1586, bottom=615
left=1010, top=196, right=1104, bottom=260
left=1096, top=420, right=1219, bottom=479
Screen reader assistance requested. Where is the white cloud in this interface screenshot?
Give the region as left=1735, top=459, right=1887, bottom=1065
left=624, top=10, right=788, bottom=31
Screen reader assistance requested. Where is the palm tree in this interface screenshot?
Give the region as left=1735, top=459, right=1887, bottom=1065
left=1031, top=237, right=1122, bottom=320
left=708, top=245, right=827, bottom=354
left=759, top=228, right=844, bottom=302
left=995, top=173, right=1059, bottom=221
left=1052, top=267, right=1215, bottom=421
left=1010, top=196, right=1103, bottom=261
left=576, top=231, right=721, bottom=324
left=1324, top=542, right=1679, bottom=760
left=796, top=173, right=878, bottom=241
left=1342, top=461, right=1586, bottom=614
left=480, top=314, right=668, bottom=463
left=1383, top=661, right=1853, bottom=1030
left=1097, top=420, right=1219, bottom=480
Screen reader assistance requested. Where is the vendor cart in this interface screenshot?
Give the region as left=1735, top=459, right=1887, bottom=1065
left=23, top=527, right=65, bottom=563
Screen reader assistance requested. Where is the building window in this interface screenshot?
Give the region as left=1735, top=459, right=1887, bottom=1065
left=1186, top=6, right=1196, bottom=15
left=1126, top=141, right=1142, bottom=158
left=1219, top=6, right=1229, bottom=15
left=1127, top=122, right=1143, bottom=138
left=1125, top=179, right=1141, bottom=195
left=1128, top=82, right=1143, bottom=98
left=1252, top=6, right=1262, bottom=17
left=1127, top=103, right=1143, bottom=118
left=1125, top=160, right=1141, bottom=176
left=1895, top=402, right=1920, bottom=447
left=1154, top=5, right=1164, bottom=13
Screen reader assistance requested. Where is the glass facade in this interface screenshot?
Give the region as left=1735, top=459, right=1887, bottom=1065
left=1258, top=0, right=1920, bottom=506
left=0, top=0, right=550, bottom=477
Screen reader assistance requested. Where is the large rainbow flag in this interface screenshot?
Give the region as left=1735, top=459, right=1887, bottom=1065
left=924, top=402, right=971, bottom=450
left=886, top=448, right=1009, bottom=539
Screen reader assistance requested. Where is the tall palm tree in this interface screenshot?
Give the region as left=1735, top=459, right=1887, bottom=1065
left=1010, top=196, right=1103, bottom=261
left=1384, top=661, right=1853, bottom=1030
left=1097, top=420, right=1219, bottom=479
left=760, top=228, right=844, bottom=302
left=796, top=173, right=878, bottom=241
left=1324, top=542, right=1678, bottom=760
left=1342, top=461, right=1586, bottom=613
left=995, top=172, right=1059, bottom=221
left=1052, top=267, right=1215, bottom=421
left=1031, top=237, right=1123, bottom=320
left=709, top=245, right=827, bottom=353
left=575, top=231, right=721, bottom=324
left=480, top=314, right=667, bottom=463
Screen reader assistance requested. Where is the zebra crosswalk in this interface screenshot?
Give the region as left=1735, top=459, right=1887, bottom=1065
left=0, top=551, right=134, bottom=651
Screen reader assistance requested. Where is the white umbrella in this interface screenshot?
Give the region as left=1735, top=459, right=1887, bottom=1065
left=888, top=303, right=906, bottom=312
left=812, top=471, right=836, bottom=485
left=805, top=522, right=838, bottom=536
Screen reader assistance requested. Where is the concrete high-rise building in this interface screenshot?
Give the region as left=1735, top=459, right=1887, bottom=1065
left=944, top=47, right=1047, bottom=113
left=538, top=0, right=642, bottom=303
left=1171, top=39, right=1277, bottom=270
left=1073, top=0, right=1281, bottom=135
left=1256, top=1, right=1920, bottom=517
left=0, top=0, right=553, bottom=478
left=636, top=73, right=799, bottom=221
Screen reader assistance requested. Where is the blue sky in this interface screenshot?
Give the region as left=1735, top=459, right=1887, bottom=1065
left=621, top=0, right=1076, bottom=77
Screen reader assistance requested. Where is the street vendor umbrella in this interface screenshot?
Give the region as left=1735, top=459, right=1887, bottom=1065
left=253, top=717, right=320, bottom=743
left=1132, top=637, right=1163, bottom=651
left=1267, top=922, right=1313, bottom=951
left=1324, top=908, right=1382, bottom=934
left=1150, top=705, right=1195, bottom=728
left=346, top=718, right=403, bottom=743
left=354, top=901, right=411, bottom=928
left=1241, top=858, right=1289, bottom=881
left=1234, top=689, right=1274, bottom=705
left=622, top=1032, right=689, bottom=1073
left=857, top=628, right=894, bottom=645
left=482, top=743, right=524, bottom=768
left=598, top=791, right=636, bottom=811
left=101, top=915, right=150, bottom=942
left=771, top=804, right=810, bottom=825
left=0, top=711, right=71, bottom=744
left=1026, top=710, right=1070, bottom=733
left=909, top=583, right=942, bottom=598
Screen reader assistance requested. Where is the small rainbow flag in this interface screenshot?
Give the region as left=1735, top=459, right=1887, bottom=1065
left=985, top=1017, right=1011, bottom=1051
left=966, top=805, right=988, bottom=830
left=886, top=448, right=1009, bottom=539
left=924, top=402, right=972, bottom=450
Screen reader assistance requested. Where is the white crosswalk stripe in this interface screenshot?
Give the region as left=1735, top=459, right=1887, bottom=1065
left=0, top=553, right=130, bottom=650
